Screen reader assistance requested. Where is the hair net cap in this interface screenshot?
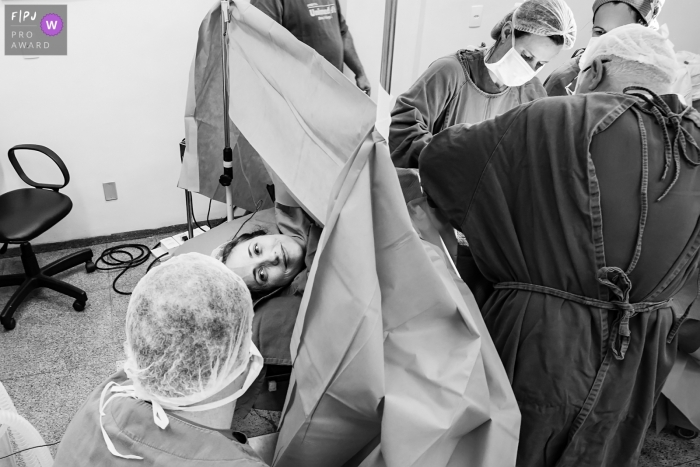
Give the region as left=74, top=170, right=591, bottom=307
left=578, top=23, right=679, bottom=83
left=490, top=0, right=577, bottom=50
left=124, top=252, right=254, bottom=402
left=592, top=0, right=665, bottom=28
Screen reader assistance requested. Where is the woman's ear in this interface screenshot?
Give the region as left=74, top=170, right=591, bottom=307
left=500, top=21, right=513, bottom=42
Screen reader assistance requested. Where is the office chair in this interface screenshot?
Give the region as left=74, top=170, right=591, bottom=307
left=0, top=145, right=96, bottom=331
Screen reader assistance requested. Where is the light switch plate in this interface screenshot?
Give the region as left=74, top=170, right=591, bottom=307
left=103, top=182, right=118, bottom=201
left=469, top=5, right=483, bottom=28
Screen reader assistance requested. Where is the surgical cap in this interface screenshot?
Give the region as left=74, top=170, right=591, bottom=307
left=592, top=0, right=665, bottom=28
left=125, top=252, right=254, bottom=399
left=491, top=0, right=577, bottom=50
left=578, top=23, right=679, bottom=83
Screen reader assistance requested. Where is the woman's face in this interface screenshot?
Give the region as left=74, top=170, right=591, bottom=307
left=490, top=26, right=563, bottom=72
left=225, top=234, right=304, bottom=293
left=592, top=3, right=639, bottom=37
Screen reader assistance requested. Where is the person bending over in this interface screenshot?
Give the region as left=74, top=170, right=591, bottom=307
left=419, top=24, right=700, bottom=467
left=53, top=253, right=266, bottom=467
left=389, top=0, right=577, bottom=169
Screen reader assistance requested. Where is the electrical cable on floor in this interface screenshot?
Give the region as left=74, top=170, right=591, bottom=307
left=0, top=441, right=60, bottom=460
left=95, top=243, right=166, bottom=295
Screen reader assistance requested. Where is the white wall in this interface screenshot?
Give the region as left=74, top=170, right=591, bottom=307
left=661, top=0, right=700, bottom=56
left=1, top=0, right=698, bottom=245
left=342, top=0, right=385, bottom=99
left=0, top=0, right=227, bottom=245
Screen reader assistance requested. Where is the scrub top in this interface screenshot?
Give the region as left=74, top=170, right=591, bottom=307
left=250, top=0, right=347, bottom=70
left=543, top=52, right=583, bottom=97
left=389, top=48, right=547, bottom=168
left=53, top=371, right=268, bottom=467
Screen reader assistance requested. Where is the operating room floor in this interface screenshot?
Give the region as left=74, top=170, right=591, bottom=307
left=0, top=234, right=279, bottom=460
left=0, top=236, right=699, bottom=465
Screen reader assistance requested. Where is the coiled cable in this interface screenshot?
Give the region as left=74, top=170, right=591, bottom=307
left=95, top=243, right=165, bottom=295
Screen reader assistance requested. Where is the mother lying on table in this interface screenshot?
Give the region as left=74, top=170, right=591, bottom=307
left=216, top=228, right=305, bottom=294
left=212, top=173, right=319, bottom=296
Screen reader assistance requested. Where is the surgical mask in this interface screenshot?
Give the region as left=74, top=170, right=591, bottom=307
left=484, top=33, right=538, bottom=87
left=98, top=343, right=264, bottom=460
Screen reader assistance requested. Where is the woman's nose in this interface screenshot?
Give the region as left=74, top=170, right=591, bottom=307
left=265, top=248, right=280, bottom=265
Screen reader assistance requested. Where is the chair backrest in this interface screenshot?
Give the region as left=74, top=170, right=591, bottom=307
left=7, top=145, right=69, bottom=192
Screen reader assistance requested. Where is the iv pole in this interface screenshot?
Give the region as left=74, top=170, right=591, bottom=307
left=219, top=0, right=235, bottom=222
left=216, top=0, right=398, bottom=222
left=379, top=0, right=398, bottom=94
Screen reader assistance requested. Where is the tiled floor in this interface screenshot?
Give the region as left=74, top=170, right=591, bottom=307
left=1, top=236, right=699, bottom=465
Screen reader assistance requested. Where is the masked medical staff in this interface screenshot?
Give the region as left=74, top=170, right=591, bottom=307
left=389, top=0, right=576, bottom=169
left=53, top=253, right=267, bottom=467
left=545, top=0, right=664, bottom=97
left=419, top=24, right=700, bottom=467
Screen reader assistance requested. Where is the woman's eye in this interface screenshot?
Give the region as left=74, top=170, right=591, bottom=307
left=254, top=244, right=261, bottom=255
left=258, top=269, right=267, bottom=282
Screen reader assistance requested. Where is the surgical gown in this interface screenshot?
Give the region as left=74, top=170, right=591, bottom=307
left=544, top=55, right=581, bottom=97
left=53, top=372, right=268, bottom=467
left=389, top=48, right=546, bottom=168
left=419, top=92, right=700, bottom=467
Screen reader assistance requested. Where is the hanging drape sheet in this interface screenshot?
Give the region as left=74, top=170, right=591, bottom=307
left=203, top=1, right=520, bottom=465
left=179, top=2, right=274, bottom=213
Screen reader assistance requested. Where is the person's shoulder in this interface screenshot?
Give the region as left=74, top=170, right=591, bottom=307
left=429, top=53, right=465, bottom=72
left=544, top=56, right=581, bottom=88
left=420, top=53, right=467, bottom=84
left=551, top=55, right=582, bottom=75
left=517, top=94, right=588, bottom=122
left=518, top=76, right=547, bottom=99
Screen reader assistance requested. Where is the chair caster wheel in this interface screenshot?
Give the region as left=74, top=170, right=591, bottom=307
left=85, top=261, right=97, bottom=273
left=673, top=426, right=699, bottom=440
left=2, top=318, right=16, bottom=331
left=73, top=300, right=86, bottom=312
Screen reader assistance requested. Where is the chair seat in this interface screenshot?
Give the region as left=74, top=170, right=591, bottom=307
left=0, top=188, right=72, bottom=242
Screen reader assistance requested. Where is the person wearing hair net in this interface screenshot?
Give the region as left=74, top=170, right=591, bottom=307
left=544, top=0, right=678, bottom=98
left=52, top=253, right=267, bottom=466
left=419, top=24, right=700, bottom=467
left=389, top=0, right=576, bottom=169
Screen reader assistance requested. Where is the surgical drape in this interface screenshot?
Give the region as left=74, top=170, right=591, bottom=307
left=179, top=2, right=274, bottom=213
left=211, top=1, right=522, bottom=465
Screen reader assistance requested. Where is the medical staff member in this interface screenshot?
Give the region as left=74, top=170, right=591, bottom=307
left=53, top=254, right=266, bottom=467
left=251, top=0, right=371, bottom=94
left=544, top=0, right=663, bottom=96
left=390, top=0, right=577, bottom=169
left=419, top=25, right=700, bottom=467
